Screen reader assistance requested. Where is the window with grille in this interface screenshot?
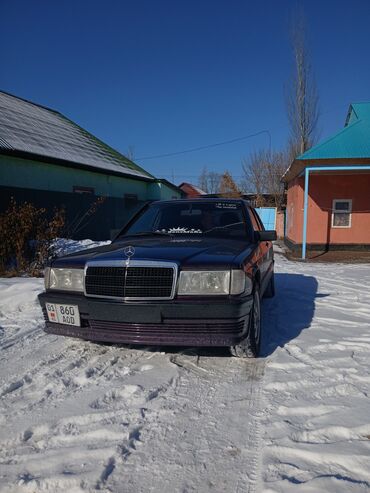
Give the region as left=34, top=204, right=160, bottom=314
left=332, top=199, right=352, bottom=228
left=73, top=186, right=94, bottom=194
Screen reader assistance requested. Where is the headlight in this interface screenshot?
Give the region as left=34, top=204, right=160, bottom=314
left=46, top=268, right=84, bottom=292
left=178, top=270, right=250, bottom=296
left=178, top=271, right=230, bottom=295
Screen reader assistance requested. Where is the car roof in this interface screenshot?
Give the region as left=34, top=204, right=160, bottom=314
left=153, top=198, right=249, bottom=206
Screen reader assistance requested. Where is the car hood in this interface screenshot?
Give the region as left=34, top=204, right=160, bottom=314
left=52, top=236, right=254, bottom=270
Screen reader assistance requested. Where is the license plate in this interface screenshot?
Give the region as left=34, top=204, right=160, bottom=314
left=46, top=303, right=80, bottom=326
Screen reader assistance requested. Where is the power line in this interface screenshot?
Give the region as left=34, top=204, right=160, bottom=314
left=136, top=130, right=271, bottom=160
left=134, top=102, right=345, bottom=163
left=136, top=103, right=344, bottom=183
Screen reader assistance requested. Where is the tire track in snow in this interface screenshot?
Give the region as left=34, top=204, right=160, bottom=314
left=0, top=343, right=180, bottom=492
left=104, top=352, right=267, bottom=493
left=0, top=275, right=269, bottom=492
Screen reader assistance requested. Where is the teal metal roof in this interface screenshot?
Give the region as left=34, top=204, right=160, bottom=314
left=298, top=102, right=370, bottom=160
left=346, top=102, right=370, bottom=124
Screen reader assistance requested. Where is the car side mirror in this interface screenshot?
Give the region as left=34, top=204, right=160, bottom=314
left=254, top=230, right=277, bottom=242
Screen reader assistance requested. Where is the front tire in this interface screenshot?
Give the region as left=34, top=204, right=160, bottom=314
left=231, top=287, right=261, bottom=358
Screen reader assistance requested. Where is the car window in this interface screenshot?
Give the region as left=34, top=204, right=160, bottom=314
left=248, top=208, right=264, bottom=231
left=254, top=209, right=265, bottom=231
left=123, top=205, right=159, bottom=235
left=122, top=201, right=248, bottom=238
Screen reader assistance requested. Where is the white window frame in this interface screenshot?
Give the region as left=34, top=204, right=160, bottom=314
left=331, top=199, right=352, bottom=228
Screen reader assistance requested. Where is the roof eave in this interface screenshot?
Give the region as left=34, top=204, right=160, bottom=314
left=282, top=157, right=370, bottom=183
left=0, top=149, right=154, bottom=183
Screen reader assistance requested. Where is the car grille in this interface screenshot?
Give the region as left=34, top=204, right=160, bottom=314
left=85, top=263, right=176, bottom=300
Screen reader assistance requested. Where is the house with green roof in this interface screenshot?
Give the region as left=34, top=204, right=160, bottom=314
left=282, top=102, right=370, bottom=258
left=0, top=90, right=182, bottom=239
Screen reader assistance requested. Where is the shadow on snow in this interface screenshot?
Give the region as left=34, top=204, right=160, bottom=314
left=261, top=273, right=329, bottom=357
left=94, top=272, right=328, bottom=359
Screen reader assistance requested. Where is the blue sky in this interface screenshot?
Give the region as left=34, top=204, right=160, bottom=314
left=1, top=0, right=370, bottom=184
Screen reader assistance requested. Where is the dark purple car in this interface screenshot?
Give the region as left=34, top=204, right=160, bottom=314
left=38, top=199, right=276, bottom=357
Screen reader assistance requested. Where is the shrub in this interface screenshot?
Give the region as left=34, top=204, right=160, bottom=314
left=0, top=198, right=65, bottom=276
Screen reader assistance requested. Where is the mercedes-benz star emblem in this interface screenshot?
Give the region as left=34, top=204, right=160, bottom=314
left=124, top=245, right=135, bottom=258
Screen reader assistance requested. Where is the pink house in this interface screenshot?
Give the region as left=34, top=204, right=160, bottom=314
left=283, top=103, right=370, bottom=258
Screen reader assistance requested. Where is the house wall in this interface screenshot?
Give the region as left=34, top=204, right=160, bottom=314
left=0, top=155, right=149, bottom=200
left=286, top=176, right=304, bottom=243
left=0, top=155, right=180, bottom=239
left=0, top=185, right=145, bottom=240
left=286, top=173, right=370, bottom=247
left=161, top=186, right=181, bottom=200
left=151, top=182, right=182, bottom=201
left=276, top=211, right=285, bottom=239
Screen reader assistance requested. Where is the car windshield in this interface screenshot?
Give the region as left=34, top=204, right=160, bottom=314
left=122, top=201, right=248, bottom=238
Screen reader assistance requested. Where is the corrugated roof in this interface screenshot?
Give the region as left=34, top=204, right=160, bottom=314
left=347, top=102, right=370, bottom=124
left=282, top=102, right=370, bottom=182
left=297, top=102, right=370, bottom=161
left=0, top=91, right=153, bottom=180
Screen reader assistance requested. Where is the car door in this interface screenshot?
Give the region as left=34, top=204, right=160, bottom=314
left=248, top=207, right=273, bottom=293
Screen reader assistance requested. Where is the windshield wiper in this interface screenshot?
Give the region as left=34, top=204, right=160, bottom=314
left=203, top=222, right=245, bottom=235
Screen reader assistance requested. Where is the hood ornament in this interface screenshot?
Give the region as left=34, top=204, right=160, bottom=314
left=124, top=245, right=135, bottom=266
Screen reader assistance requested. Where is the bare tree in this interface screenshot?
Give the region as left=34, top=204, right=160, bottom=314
left=241, top=149, right=287, bottom=208
left=286, top=11, right=319, bottom=156
left=241, top=149, right=270, bottom=197
left=265, top=150, right=289, bottom=209
left=219, top=171, right=241, bottom=198
left=208, top=171, right=222, bottom=194
left=198, top=166, right=221, bottom=194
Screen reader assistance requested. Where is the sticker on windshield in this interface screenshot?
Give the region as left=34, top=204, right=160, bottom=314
left=215, top=202, right=238, bottom=209
left=156, top=227, right=202, bottom=234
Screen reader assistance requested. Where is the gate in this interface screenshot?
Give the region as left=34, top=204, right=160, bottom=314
left=254, top=207, right=277, bottom=230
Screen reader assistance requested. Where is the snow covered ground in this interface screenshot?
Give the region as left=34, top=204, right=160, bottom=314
left=262, top=255, right=370, bottom=493
left=0, top=250, right=370, bottom=492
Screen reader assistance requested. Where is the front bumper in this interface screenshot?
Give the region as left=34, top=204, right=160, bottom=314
left=38, top=292, right=253, bottom=347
